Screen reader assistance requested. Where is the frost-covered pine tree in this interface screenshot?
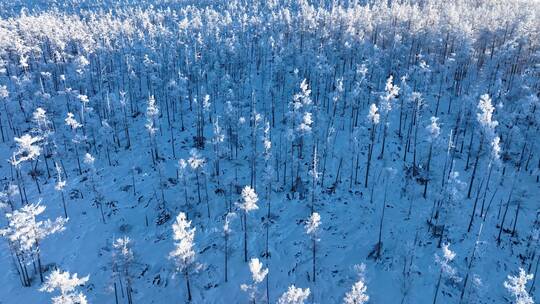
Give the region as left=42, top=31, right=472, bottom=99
left=433, top=243, right=460, bottom=304
left=431, top=170, right=466, bottom=241
left=262, top=120, right=273, bottom=215
left=0, top=84, right=10, bottom=142
left=188, top=148, right=206, bottom=213
left=343, top=280, right=369, bottom=304
left=424, top=116, right=441, bottom=198
left=344, top=263, right=369, bottom=304
left=64, top=112, right=84, bottom=175
left=169, top=212, right=196, bottom=301
left=237, top=186, right=258, bottom=262
left=31, top=107, right=54, bottom=179
left=468, top=94, right=498, bottom=198
left=261, top=120, right=274, bottom=265
left=305, top=212, right=321, bottom=282
left=365, top=104, right=380, bottom=188
left=289, top=79, right=313, bottom=189
left=11, top=133, right=43, bottom=202
left=65, top=112, right=82, bottom=130
left=40, top=269, right=89, bottom=304
left=468, top=95, right=502, bottom=230
left=1, top=202, right=66, bottom=285
left=11, top=134, right=42, bottom=167
left=241, top=258, right=268, bottom=304
left=277, top=285, right=310, bottom=304
left=248, top=110, right=262, bottom=189
left=112, top=236, right=134, bottom=304
left=84, top=152, right=105, bottom=223
left=145, top=95, right=160, bottom=164
left=212, top=116, right=225, bottom=181
left=30, top=109, right=50, bottom=136
left=504, top=268, right=534, bottom=304
left=477, top=94, right=498, bottom=135
left=309, top=145, right=320, bottom=212
left=54, top=162, right=68, bottom=218
left=294, top=79, right=313, bottom=159
left=378, top=75, right=399, bottom=159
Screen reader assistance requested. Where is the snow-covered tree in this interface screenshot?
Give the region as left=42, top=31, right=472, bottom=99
left=169, top=212, right=196, bottom=301
left=261, top=119, right=274, bottom=263
left=145, top=95, right=160, bottom=164
left=305, top=212, right=321, bottom=282
left=468, top=93, right=499, bottom=198
left=289, top=79, right=314, bottom=188
left=212, top=116, right=225, bottom=180
left=305, top=212, right=321, bottom=235
left=187, top=148, right=207, bottom=214
left=32, top=108, right=53, bottom=137
left=1, top=203, right=66, bottom=285
left=277, top=285, right=310, bottom=304
left=343, top=263, right=369, bottom=304
left=237, top=186, right=258, bottom=262
left=504, top=268, right=534, bottom=304
left=291, top=79, right=313, bottom=137
left=491, top=136, right=501, bottom=162
left=31, top=108, right=54, bottom=178
left=477, top=94, right=498, bottom=135
left=65, top=113, right=82, bottom=130
left=427, top=117, right=441, bottom=140
left=11, top=133, right=42, bottom=166
left=343, top=279, right=369, bottom=304
left=83, top=152, right=105, bottom=223
left=433, top=243, right=460, bottom=304
left=423, top=116, right=441, bottom=198
left=309, top=145, right=320, bottom=212
left=378, top=75, right=400, bottom=159
left=64, top=112, right=84, bottom=175
left=145, top=95, right=159, bottom=135
left=9, top=132, right=44, bottom=203
left=241, top=258, right=268, bottom=303
left=40, top=269, right=89, bottom=304
left=112, top=236, right=134, bottom=304
left=365, top=103, right=380, bottom=187
left=54, top=162, right=68, bottom=218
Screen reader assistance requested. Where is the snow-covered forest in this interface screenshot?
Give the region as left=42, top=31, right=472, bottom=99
left=0, top=0, right=539, bottom=303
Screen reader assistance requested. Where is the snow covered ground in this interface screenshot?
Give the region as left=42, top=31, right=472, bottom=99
left=0, top=1, right=539, bottom=303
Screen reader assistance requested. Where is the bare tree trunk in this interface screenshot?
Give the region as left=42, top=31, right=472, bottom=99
left=423, top=142, right=433, bottom=198
left=365, top=127, right=375, bottom=188
left=467, top=135, right=484, bottom=199
left=185, top=270, right=192, bottom=302
left=376, top=188, right=387, bottom=259
left=61, top=191, right=68, bottom=218
left=244, top=212, right=248, bottom=263
left=497, top=179, right=515, bottom=246
left=433, top=269, right=443, bottom=304
left=312, top=238, right=316, bottom=283
left=114, top=282, right=119, bottom=304
left=224, top=233, right=229, bottom=282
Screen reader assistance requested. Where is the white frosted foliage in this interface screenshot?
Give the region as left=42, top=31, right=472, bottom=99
left=40, top=269, right=89, bottom=304
left=504, top=268, right=534, bottom=304
left=169, top=212, right=196, bottom=272
left=277, top=285, right=311, bottom=304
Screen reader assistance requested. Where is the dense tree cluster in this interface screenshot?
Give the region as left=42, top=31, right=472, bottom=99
left=0, top=0, right=538, bottom=303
